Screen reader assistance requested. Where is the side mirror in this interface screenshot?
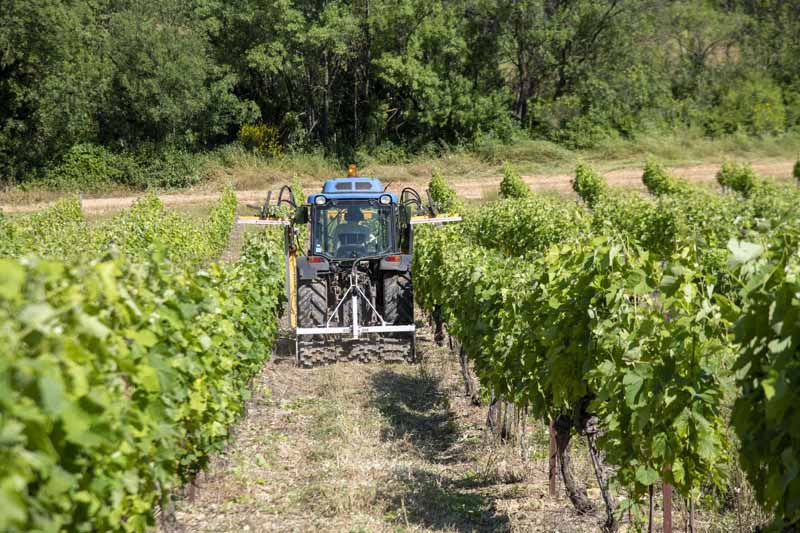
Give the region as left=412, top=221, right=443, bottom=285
left=293, top=205, right=309, bottom=224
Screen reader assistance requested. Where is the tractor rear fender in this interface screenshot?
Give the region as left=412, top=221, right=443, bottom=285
left=297, top=256, right=331, bottom=280
left=380, top=254, right=411, bottom=272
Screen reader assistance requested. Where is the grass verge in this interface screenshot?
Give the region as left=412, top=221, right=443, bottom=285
left=3, top=133, right=799, bottom=206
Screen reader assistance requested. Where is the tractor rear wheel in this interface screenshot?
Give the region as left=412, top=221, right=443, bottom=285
left=383, top=272, right=413, bottom=324
left=382, top=272, right=415, bottom=362
left=297, top=279, right=327, bottom=367
left=298, top=279, right=326, bottom=327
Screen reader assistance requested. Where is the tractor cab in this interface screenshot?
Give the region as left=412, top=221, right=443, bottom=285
left=307, top=177, right=401, bottom=260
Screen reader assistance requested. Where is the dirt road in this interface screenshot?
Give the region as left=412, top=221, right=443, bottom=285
left=159, top=331, right=600, bottom=532
left=3, top=159, right=795, bottom=214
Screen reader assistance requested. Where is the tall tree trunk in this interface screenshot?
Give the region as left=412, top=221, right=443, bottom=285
left=353, top=73, right=359, bottom=143
left=322, top=51, right=330, bottom=147
left=364, top=0, right=371, bottom=103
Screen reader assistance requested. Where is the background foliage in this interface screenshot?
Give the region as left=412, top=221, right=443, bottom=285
left=2, top=0, right=800, bottom=187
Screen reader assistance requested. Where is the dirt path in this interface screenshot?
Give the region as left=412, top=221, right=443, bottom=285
left=3, top=159, right=795, bottom=214
left=161, top=330, right=602, bottom=532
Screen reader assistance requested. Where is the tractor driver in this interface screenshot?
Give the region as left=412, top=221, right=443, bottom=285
left=333, top=206, right=372, bottom=250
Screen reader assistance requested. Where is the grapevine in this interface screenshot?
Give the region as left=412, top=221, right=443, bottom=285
left=0, top=190, right=284, bottom=532
left=416, top=167, right=800, bottom=527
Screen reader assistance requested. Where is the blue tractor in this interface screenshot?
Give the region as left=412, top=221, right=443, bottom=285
left=238, top=166, right=460, bottom=366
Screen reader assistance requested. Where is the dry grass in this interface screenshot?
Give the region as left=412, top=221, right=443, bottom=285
left=162, top=326, right=611, bottom=532
left=4, top=133, right=799, bottom=209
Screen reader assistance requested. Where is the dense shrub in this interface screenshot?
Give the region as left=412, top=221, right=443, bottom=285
left=716, top=161, right=757, bottom=197
left=95, top=188, right=236, bottom=266
left=428, top=169, right=458, bottom=213
left=572, top=163, right=607, bottom=207
left=41, top=144, right=205, bottom=192
left=464, top=194, right=589, bottom=256
left=238, top=124, right=282, bottom=157
left=365, top=141, right=409, bottom=165
left=499, top=163, right=531, bottom=199
left=0, top=231, right=283, bottom=532
left=0, top=189, right=279, bottom=532
left=414, top=225, right=731, bottom=514
left=532, top=94, right=616, bottom=149
left=641, top=157, right=684, bottom=196
left=0, top=198, right=89, bottom=258
left=730, top=226, right=800, bottom=527
left=794, top=159, right=800, bottom=183
left=121, top=146, right=205, bottom=190
left=44, top=144, right=123, bottom=192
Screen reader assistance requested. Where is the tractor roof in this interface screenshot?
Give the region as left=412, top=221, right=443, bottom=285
left=307, top=177, right=398, bottom=204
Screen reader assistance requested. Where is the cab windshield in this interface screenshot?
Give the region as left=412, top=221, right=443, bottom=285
left=312, top=200, right=393, bottom=258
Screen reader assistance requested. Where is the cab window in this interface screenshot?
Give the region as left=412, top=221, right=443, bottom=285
left=312, top=200, right=393, bottom=258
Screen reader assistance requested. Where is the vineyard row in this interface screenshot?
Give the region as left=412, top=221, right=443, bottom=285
left=0, top=192, right=285, bottom=532
left=416, top=164, right=800, bottom=528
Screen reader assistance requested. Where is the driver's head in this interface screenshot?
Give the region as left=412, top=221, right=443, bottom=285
left=345, top=207, right=364, bottom=223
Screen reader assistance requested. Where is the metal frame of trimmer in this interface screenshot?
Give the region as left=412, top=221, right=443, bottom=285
left=295, top=262, right=416, bottom=339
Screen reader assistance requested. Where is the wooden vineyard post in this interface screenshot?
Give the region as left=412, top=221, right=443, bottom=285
left=548, top=420, right=558, bottom=498
left=662, top=465, right=673, bottom=533
left=663, top=479, right=673, bottom=533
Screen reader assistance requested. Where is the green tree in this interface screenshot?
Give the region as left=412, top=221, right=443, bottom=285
left=716, top=73, right=786, bottom=135
left=99, top=0, right=256, bottom=147
left=0, top=1, right=109, bottom=181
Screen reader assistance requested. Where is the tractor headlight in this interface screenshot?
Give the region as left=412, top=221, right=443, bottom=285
left=379, top=194, right=392, bottom=205
left=314, top=195, right=327, bottom=206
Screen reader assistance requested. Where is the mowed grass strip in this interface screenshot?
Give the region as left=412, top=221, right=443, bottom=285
left=165, top=332, right=607, bottom=532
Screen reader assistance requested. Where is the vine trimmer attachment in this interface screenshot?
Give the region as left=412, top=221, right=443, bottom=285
left=236, top=166, right=460, bottom=366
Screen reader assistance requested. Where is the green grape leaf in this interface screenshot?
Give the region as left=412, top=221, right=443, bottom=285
left=727, top=239, right=763, bottom=267
left=636, top=466, right=659, bottom=486
left=19, top=303, right=56, bottom=329
left=79, top=313, right=110, bottom=339
left=623, top=371, right=644, bottom=407
left=672, top=459, right=685, bottom=485
left=137, top=365, right=160, bottom=393
left=129, top=329, right=158, bottom=348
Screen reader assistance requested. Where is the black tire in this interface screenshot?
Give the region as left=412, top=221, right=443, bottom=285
left=383, top=272, right=413, bottom=325
left=298, top=279, right=326, bottom=327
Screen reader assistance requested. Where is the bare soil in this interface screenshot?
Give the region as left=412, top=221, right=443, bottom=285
left=3, top=159, right=795, bottom=214
left=159, top=328, right=604, bottom=532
